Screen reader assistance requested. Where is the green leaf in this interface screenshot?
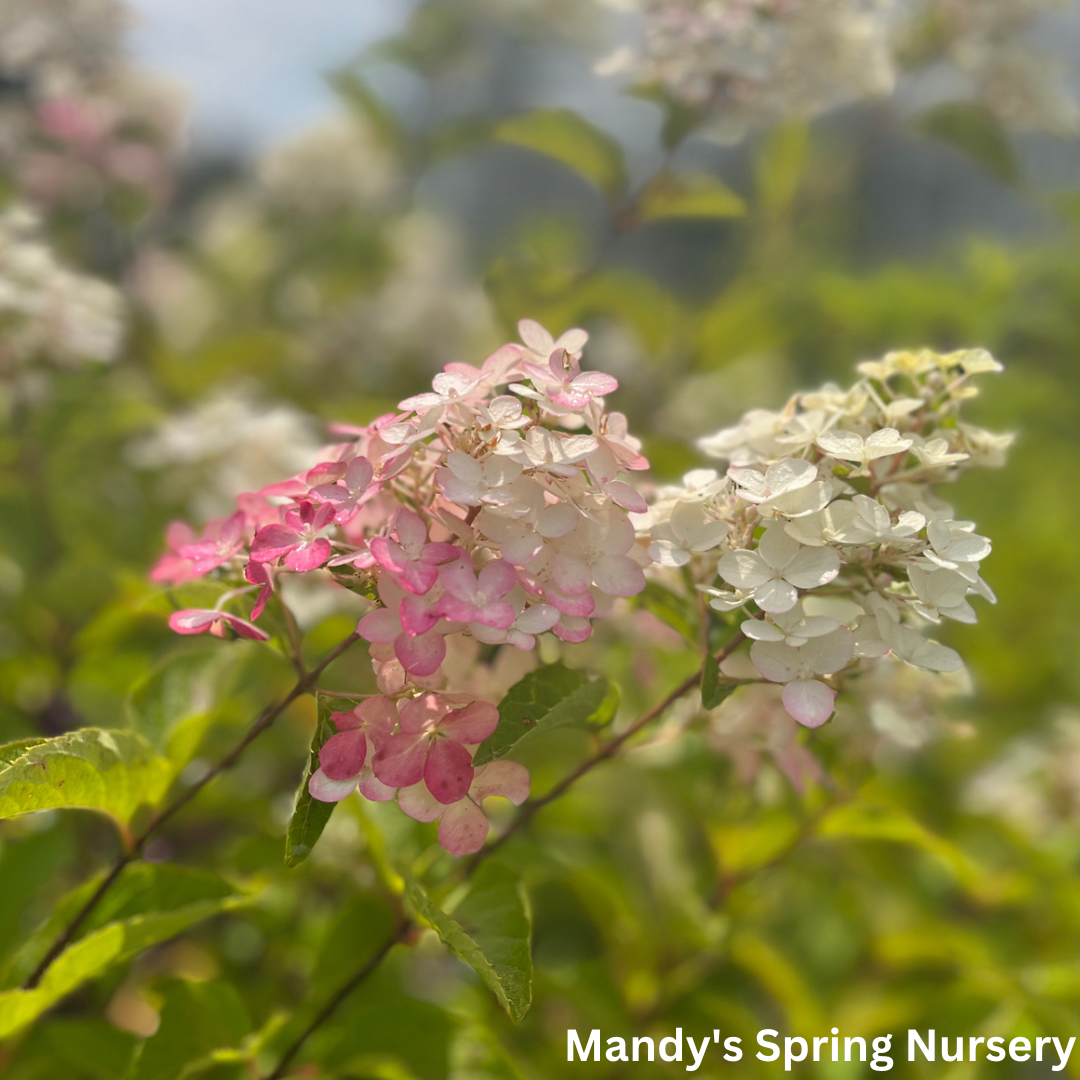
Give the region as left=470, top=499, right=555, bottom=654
left=916, top=101, right=1021, bottom=187
left=284, top=692, right=342, bottom=868
left=629, top=84, right=703, bottom=151
left=0, top=875, right=252, bottom=1039
left=0, top=729, right=172, bottom=828
left=494, top=109, right=627, bottom=200
left=638, top=172, right=746, bottom=223
left=473, top=664, right=612, bottom=768
left=3, top=863, right=245, bottom=989
left=126, top=979, right=250, bottom=1080
left=0, top=739, right=47, bottom=768
left=405, top=863, right=531, bottom=1022
left=3, top=1018, right=136, bottom=1079
left=701, top=655, right=740, bottom=710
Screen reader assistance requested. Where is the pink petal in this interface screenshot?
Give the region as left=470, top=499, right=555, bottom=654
left=319, top=729, right=368, bottom=781
left=438, top=799, right=490, bottom=856
left=358, top=768, right=396, bottom=802
left=249, top=524, right=300, bottom=563
left=571, top=371, right=618, bottom=395
left=544, top=585, right=595, bottom=617
left=604, top=480, right=648, bottom=513
left=782, top=679, right=837, bottom=728
left=396, top=781, right=444, bottom=823
left=478, top=559, right=518, bottom=599
left=552, top=615, right=592, bottom=643
left=168, top=609, right=220, bottom=634
left=394, top=508, right=428, bottom=550
left=592, top=554, right=646, bottom=597
left=425, top=738, right=475, bottom=805
left=398, top=561, right=440, bottom=596
left=395, top=630, right=446, bottom=676
left=397, top=693, right=447, bottom=734
left=284, top=537, right=331, bottom=572
left=357, top=696, right=397, bottom=745
left=552, top=552, right=592, bottom=595
left=400, top=594, right=441, bottom=635
left=440, top=700, right=499, bottom=744
left=471, top=600, right=516, bottom=630
left=370, top=536, right=409, bottom=574
left=372, top=731, right=428, bottom=787
left=357, top=607, right=402, bottom=643
left=308, top=768, right=359, bottom=802
left=471, top=760, right=530, bottom=804
left=218, top=614, right=271, bottom=641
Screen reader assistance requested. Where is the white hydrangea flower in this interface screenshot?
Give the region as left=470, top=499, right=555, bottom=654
left=648, top=501, right=729, bottom=568
left=718, top=526, right=840, bottom=614
left=816, top=427, right=913, bottom=466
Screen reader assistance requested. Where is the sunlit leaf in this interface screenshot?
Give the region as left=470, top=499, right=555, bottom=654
left=405, top=864, right=531, bottom=1022
left=0, top=729, right=172, bottom=828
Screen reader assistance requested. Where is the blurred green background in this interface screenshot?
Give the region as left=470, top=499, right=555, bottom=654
left=2, top=1, right=1080, bottom=1076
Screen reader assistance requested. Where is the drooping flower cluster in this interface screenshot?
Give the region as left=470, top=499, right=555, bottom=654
left=597, top=0, right=1076, bottom=138
left=152, top=320, right=649, bottom=852
left=635, top=346, right=1010, bottom=730
left=0, top=203, right=125, bottom=373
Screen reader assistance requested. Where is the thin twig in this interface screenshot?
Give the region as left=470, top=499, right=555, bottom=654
left=264, top=918, right=414, bottom=1080
left=22, top=631, right=363, bottom=991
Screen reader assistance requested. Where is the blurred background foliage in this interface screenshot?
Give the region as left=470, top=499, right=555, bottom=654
left=2, top=0, right=1080, bottom=1076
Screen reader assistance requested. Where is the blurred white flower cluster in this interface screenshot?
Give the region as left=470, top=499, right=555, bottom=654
left=598, top=0, right=1075, bottom=137
left=599, top=0, right=896, bottom=136
left=636, top=346, right=1011, bottom=729
left=966, top=713, right=1080, bottom=841
left=0, top=204, right=125, bottom=372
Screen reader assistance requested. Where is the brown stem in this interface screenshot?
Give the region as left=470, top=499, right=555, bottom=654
left=21, top=631, right=363, bottom=991
left=264, top=918, right=414, bottom=1080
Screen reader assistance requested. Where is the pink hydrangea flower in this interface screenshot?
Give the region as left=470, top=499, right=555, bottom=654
left=369, top=509, right=459, bottom=595
left=308, top=455, right=375, bottom=523
left=176, top=511, right=247, bottom=575
left=372, top=694, right=499, bottom=805
left=250, top=500, right=335, bottom=571
left=436, top=557, right=518, bottom=630
left=307, top=697, right=398, bottom=803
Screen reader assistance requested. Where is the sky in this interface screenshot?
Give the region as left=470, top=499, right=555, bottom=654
left=127, top=0, right=416, bottom=151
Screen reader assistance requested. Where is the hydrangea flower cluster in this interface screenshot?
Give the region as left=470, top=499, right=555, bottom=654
left=152, top=320, right=649, bottom=853
left=635, top=347, right=1010, bottom=730
left=596, top=0, right=1075, bottom=138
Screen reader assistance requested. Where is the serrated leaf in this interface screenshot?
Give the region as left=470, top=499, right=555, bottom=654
left=405, top=863, right=531, bottom=1022
left=0, top=879, right=252, bottom=1039
left=494, top=109, right=627, bottom=200
left=702, top=655, right=739, bottom=710
left=916, top=101, right=1020, bottom=186
left=638, top=172, right=746, bottom=222
left=284, top=692, right=341, bottom=868
left=0, top=738, right=47, bottom=768
left=0, top=729, right=172, bottom=828
left=3, top=863, right=244, bottom=989
left=473, top=664, right=611, bottom=768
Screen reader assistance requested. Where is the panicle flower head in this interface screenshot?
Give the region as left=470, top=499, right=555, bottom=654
left=638, top=346, right=1010, bottom=732
left=151, top=319, right=647, bottom=854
